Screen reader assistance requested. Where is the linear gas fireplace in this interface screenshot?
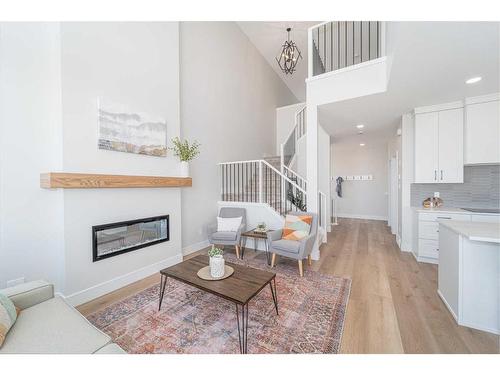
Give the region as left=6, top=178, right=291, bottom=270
left=92, top=215, right=169, bottom=262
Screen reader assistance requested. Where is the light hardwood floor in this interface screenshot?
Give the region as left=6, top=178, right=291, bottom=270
left=77, top=218, right=499, bottom=353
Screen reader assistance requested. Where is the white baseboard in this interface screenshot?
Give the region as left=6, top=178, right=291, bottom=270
left=337, top=213, right=388, bottom=221
left=416, top=255, right=438, bottom=265
left=182, top=239, right=210, bottom=256
left=401, top=240, right=412, bottom=253
left=63, top=253, right=183, bottom=306
left=437, top=289, right=458, bottom=322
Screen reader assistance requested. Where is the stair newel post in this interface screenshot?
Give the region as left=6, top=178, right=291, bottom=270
left=258, top=160, right=263, bottom=203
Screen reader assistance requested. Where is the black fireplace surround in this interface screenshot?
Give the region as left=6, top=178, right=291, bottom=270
left=92, top=215, right=169, bottom=262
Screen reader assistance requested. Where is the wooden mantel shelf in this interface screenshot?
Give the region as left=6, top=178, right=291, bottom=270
left=40, top=172, right=192, bottom=189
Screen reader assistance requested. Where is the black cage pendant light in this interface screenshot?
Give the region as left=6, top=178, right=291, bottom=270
left=276, top=27, right=302, bottom=75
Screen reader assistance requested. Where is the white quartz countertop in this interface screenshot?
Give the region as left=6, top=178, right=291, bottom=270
left=413, top=207, right=500, bottom=216
left=439, top=220, right=500, bottom=243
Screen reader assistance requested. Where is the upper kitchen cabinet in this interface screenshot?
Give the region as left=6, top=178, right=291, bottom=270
left=464, top=93, right=500, bottom=165
left=414, top=102, right=464, bottom=183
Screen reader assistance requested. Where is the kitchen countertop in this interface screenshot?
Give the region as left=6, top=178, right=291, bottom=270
left=438, top=220, right=500, bottom=243
left=413, top=207, right=500, bottom=216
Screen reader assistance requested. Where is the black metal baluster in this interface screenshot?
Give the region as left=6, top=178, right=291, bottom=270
left=377, top=21, right=380, bottom=58
left=337, top=22, right=340, bottom=69
left=369, top=21, right=371, bottom=60
left=317, top=28, right=320, bottom=70
left=352, top=21, right=355, bottom=65
left=361, top=21, right=363, bottom=62
left=345, top=21, right=347, bottom=68
left=330, top=22, right=333, bottom=72
left=323, top=24, right=326, bottom=72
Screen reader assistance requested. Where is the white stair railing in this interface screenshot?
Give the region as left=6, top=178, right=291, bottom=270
left=283, top=165, right=307, bottom=192
left=280, top=105, right=307, bottom=173
left=219, top=159, right=307, bottom=216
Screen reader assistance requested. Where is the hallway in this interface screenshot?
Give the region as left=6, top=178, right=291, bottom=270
left=315, top=218, right=499, bottom=353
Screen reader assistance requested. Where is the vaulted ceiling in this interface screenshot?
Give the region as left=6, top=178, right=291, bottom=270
left=237, top=21, right=319, bottom=102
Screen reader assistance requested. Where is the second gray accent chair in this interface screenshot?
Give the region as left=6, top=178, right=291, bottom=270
left=267, top=211, right=318, bottom=277
left=208, top=207, right=246, bottom=259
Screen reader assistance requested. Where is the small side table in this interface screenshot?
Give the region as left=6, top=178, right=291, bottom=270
left=241, top=229, right=273, bottom=265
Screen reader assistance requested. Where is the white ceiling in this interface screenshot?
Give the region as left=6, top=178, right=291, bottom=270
left=320, top=22, right=500, bottom=143
left=237, top=21, right=319, bottom=102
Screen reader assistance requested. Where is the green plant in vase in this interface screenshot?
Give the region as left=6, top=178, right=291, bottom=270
left=169, top=137, right=201, bottom=177
left=208, top=246, right=225, bottom=278
left=208, top=246, right=224, bottom=258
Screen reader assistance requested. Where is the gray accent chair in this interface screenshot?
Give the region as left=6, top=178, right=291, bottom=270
left=208, top=207, right=246, bottom=259
left=267, top=211, right=318, bottom=277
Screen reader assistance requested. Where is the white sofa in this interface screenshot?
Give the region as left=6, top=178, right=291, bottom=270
left=0, top=280, right=125, bottom=354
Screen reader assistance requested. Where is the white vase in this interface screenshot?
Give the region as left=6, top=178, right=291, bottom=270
left=209, top=255, right=225, bottom=278
left=179, top=161, right=189, bottom=177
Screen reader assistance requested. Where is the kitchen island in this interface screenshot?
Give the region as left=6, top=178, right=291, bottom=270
left=438, top=220, right=500, bottom=334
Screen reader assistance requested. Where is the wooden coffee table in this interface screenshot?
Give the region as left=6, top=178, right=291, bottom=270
left=158, top=255, right=278, bottom=354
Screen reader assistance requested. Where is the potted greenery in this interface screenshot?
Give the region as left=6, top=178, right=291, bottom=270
left=208, top=246, right=225, bottom=278
left=170, top=137, right=201, bottom=177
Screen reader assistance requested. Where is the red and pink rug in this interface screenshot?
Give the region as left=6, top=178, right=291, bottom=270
left=85, top=254, right=351, bottom=354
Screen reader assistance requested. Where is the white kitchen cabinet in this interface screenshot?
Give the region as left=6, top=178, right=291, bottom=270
left=438, top=109, right=464, bottom=182
left=414, top=102, right=464, bottom=183
left=465, top=93, right=500, bottom=165
left=414, top=112, right=439, bottom=183
left=412, top=209, right=471, bottom=264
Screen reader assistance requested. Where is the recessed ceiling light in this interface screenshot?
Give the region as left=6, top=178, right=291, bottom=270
left=466, top=76, right=482, bottom=84
left=356, top=124, right=364, bottom=129
left=358, top=131, right=363, bottom=135
left=360, top=143, right=365, bottom=146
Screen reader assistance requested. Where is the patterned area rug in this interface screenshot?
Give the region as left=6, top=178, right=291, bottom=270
left=85, top=254, right=351, bottom=354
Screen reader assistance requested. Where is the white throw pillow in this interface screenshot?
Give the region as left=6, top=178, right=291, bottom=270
left=217, top=216, right=242, bottom=232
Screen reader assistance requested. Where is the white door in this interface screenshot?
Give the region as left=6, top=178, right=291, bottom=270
left=415, top=112, right=439, bottom=183
left=438, top=108, right=464, bottom=183
left=389, top=157, right=398, bottom=235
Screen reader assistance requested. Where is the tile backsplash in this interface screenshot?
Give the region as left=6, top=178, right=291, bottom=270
left=411, top=165, right=500, bottom=208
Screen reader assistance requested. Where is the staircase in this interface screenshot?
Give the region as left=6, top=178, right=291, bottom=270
left=219, top=158, right=307, bottom=217
left=219, top=102, right=310, bottom=219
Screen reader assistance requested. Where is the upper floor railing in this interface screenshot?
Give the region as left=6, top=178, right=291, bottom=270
left=309, top=21, right=385, bottom=78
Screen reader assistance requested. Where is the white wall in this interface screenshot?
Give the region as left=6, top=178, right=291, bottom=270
left=179, top=22, right=297, bottom=254
left=276, top=103, right=304, bottom=154
left=331, top=134, right=389, bottom=221
left=401, top=112, right=415, bottom=252
left=0, top=23, right=184, bottom=303
left=318, top=124, right=331, bottom=231
left=59, top=23, right=182, bottom=303
left=0, top=23, right=65, bottom=289
left=388, top=127, right=402, bottom=245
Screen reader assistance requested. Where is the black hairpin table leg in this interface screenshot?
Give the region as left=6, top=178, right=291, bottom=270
left=158, top=274, right=168, bottom=311
left=269, top=277, right=279, bottom=315
left=235, top=303, right=249, bottom=354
